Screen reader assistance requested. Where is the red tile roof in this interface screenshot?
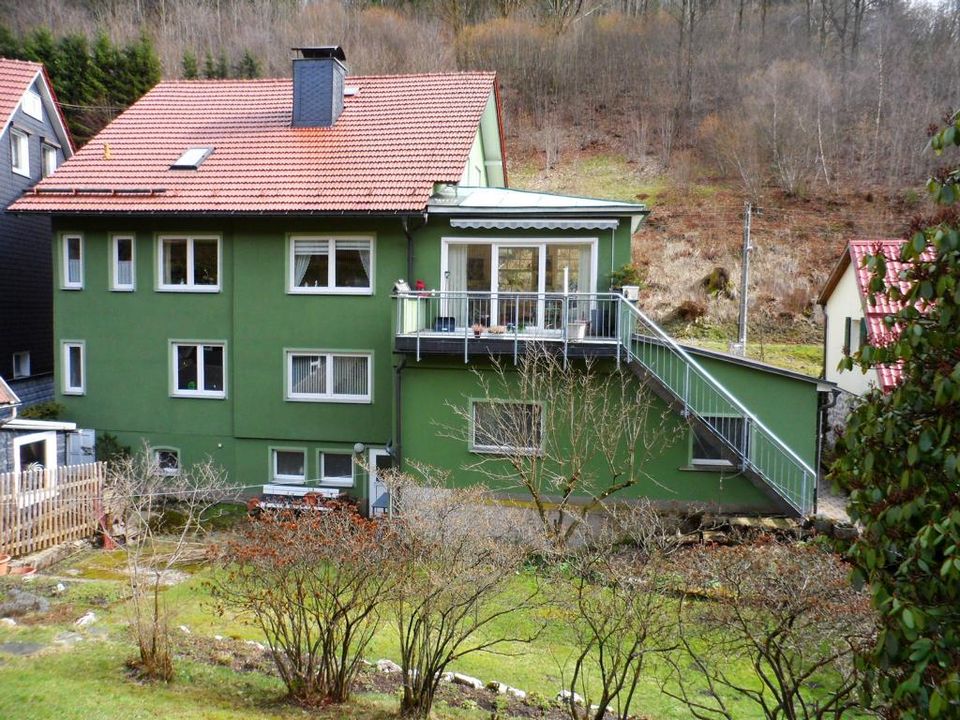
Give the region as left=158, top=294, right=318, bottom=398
left=0, top=58, right=74, bottom=153
left=10, top=73, right=500, bottom=214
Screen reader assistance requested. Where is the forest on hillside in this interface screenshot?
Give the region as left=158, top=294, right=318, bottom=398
left=4, top=0, right=959, bottom=196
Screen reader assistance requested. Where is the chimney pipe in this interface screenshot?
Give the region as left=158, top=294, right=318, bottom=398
left=292, top=46, right=346, bottom=128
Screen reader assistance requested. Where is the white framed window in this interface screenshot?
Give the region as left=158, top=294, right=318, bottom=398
left=12, top=351, right=30, bottom=379
left=320, top=451, right=354, bottom=487
left=470, top=401, right=543, bottom=454
left=62, top=234, right=83, bottom=289
left=154, top=448, right=180, bottom=476
left=111, top=234, right=135, bottom=290
left=286, top=350, right=371, bottom=403
left=690, top=416, right=748, bottom=467
left=288, top=235, right=374, bottom=294
left=171, top=342, right=226, bottom=398
left=272, top=448, right=306, bottom=484
left=13, top=430, right=58, bottom=506
left=157, top=235, right=220, bottom=292
left=11, top=128, right=29, bottom=176
left=41, top=143, right=57, bottom=177
left=22, top=90, right=42, bottom=120
left=62, top=341, right=85, bottom=395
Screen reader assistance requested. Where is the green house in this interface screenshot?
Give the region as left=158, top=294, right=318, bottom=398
left=11, top=47, right=830, bottom=517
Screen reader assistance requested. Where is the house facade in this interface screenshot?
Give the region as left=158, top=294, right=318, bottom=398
left=818, top=239, right=907, bottom=396
left=0, top=59, right=74, bottom=405
left=11, top=48, right=828, bottom=517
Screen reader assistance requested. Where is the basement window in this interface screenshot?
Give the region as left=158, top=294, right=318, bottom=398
left=170, top=147, right=213, bottom=169
left=691, top=416, right=749, bottom=467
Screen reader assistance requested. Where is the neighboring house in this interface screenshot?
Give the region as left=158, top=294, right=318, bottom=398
left=818, top=239, right=908, bottom=397
left=0, top=59, right=75, bottom=406
left=0, top=375, right=94, bottom=475
left=10, top=47, right=830, bottom=517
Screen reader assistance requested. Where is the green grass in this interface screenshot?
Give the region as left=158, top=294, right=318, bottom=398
left=684, top=340, right=823, bottom=377
left=509, top=153, right=665, bottom=204
left=0, top=547, right=856, bottom=720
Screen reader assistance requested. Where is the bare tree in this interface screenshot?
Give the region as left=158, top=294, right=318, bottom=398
left=210, top=503, right=397, bottom=705
left=663, top=541, right=877, bottom=719
left=385, top=467, right=543, bottom=719
left=442, top=345, right=677, bottom=551
left=109, top=443, right=234, bottom=681
left=555, top=502, right=686, bottom=720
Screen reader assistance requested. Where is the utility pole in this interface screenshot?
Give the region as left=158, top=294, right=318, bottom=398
left=732, top=202, right=752, bottom=357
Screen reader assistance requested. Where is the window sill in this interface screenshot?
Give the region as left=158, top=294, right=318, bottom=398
left=470, top=447, right=542, bottom=456
left=287, top=287, right=373, bottom=296
left=12, top=167, right=31, bottom=178
left=285, top=396, right=371, bottom=404
left=157, top=285, right=221, bottom=293
left=680, top=462, right=737, bottom=472
left=319, top=479, right=354, bottom=488
left=110, top=286, right=135, bottom=292
left=171, top=392, right=226, bottom=400
left=272, top=477, right=307, bottom=485
left=62, top=389, right=85, bottom=396
left=61, top=284, right=83, bottom=291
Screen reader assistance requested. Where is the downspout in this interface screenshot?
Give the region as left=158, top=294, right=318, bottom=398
left=401, top=213, right=428, bottom=284
left=814, top=388, right=841, bottom=516
left=394, top=356, right=407, bottom=469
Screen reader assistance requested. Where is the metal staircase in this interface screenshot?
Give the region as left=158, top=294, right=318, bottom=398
left=616, top=298, right=816, bottom=516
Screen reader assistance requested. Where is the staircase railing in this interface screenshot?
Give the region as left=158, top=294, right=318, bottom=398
left=617, top=298, right=815, bottom=516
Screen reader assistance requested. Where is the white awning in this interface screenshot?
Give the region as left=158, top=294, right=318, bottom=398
left=449, top=217, right=619, bottom=230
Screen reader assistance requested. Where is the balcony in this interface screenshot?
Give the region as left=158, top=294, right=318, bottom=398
left=393, top=291, right=623, bottom=362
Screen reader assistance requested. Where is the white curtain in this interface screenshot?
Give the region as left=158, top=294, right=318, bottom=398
left=293, top=239, right=328, bottom=287
left=446, top=244, right=468, bottom=326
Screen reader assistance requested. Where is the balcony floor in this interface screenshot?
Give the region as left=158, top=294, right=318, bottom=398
left=394, top=332, right=620, bottom=359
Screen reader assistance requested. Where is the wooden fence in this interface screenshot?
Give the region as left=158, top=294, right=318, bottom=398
left=0, top=462, right=106, bottom=558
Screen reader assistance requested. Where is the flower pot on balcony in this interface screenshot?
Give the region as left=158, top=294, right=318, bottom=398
left=567, top=321, right=588, bottom=340
left=8, top=565, right=36, bottom=580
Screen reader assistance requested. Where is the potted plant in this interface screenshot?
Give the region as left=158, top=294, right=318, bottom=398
left=471, top=323, right=486, bottom=338
left=566, top=320, right=588, bottom=340
left=609, top=262, right=645, bottom=299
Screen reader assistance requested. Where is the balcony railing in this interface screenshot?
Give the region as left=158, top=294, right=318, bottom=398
left=394, top=291, right=621, bottom=363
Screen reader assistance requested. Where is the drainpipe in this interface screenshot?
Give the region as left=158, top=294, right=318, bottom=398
left=393, top=356, right=407, bottom=468
left=814, top=388, right=841, bottom=516
left=401, top=213, right=428, bottom=284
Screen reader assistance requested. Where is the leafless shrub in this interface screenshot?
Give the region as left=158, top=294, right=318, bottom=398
left=385, top=467, right=542, bottom=719
left=109, top=443, right=234, bottom=682
left=210, top=504, right=396, bottom=705
left=554, top=501, right=685, bottom=720
left=441, top=345, right=678, bottom=551
left=663, top=540, right=877, bottom=719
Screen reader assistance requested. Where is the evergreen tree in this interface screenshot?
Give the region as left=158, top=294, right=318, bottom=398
left=92, top=33, right=124, bottom=108
left=120, top=31, right=161, bottom=105
left=234, top=50, right=261, bottom=79
left=215, top=51, right=229, bottom=80
left=203, top=52, right=217, bottom=80
left=22, top=27, right=56, bottom=68
left=0, top=24, right=22, bottom=59
left=53, top=34, right=105, bottom=143
left=181, top=50, right=198, bottom=79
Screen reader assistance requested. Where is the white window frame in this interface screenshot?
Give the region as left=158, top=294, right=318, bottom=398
left=61, top=234, right=84, bottom=289
left=22, top=89, right=42, bottom=120
left=154, top=447, right=180, bottom=476
left=62, top=341, right=85, bottom=395
left=110, top=234, right=136, bottom=291
left=170, top=341, right=227, bottom=399
left=156, top=235, right=221, bottom=292
left=13, top=430, right=58, bottom=507
left=287, top=234, right=375, bottom=295
left=285, top=350, right=373, bottom=404
left=12, top=351, right=30, bottom=379
left=319, top=451, right=355, bottom=488
left=690, top=415, right=747, bottom=468
left=469, top=400, right=544, bottom=455
left=271, top=447, right=307, bottom=484
left=41, top=143, right=57, bottom=177
left=10, top=128, right=28, bottom=176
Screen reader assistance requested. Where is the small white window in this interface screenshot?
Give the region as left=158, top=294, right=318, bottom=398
left=320, top=452, right=354, bottom=487
left=111, top=234, right=135, bottom=290
left=22, top=90, right=42, bottom=120
left=170, top=147, right=213, bottom=169
left=154, top=448, right=180, bottom=476
left=289, top=236, right=373, bottom=294
left=691, top=416, right=748, bottom=467
left=272, top=449, right=306, bottom=484
left=62, top=342, right=85, bottom=395
left=11, top=129, right=28, bottom=176
left=12, top=351, right=30, bottom=379
left=62, top=234, right=83, bottom=289
left=14, top=431, right=57, bottom=474
left=471, top=401, right=543, bottom=454
left=41, top=144, right=57, bottom=177
left=158, top=235, right=220, bottom=291
left=171, top=342, right=226, bottom=398
left=286, top=351, right=371, bottom=403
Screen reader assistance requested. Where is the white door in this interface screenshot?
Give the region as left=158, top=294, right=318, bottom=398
left=368, top=448, right=393, bottom=517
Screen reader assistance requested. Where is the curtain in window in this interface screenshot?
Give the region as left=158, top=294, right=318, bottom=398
left=446, top=244, right=468, bottom=326
left=291, top=355, right=325, bottom=395
left=335, top=239, right=371, bottom=288
left=333, top=356, right=368, bottom=396
left=294, top=240, right=328, bottom=287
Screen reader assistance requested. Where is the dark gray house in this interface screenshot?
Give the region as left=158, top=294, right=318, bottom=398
left=0, top=59, right=74, bottom=405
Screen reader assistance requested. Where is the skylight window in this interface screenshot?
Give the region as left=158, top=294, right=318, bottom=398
left=170, top=147, right=213, bottom=170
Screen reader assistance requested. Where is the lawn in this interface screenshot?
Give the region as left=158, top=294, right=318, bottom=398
left=683, top=340, right=823, bottom=377
left=0, top=542, right=857, bottom=720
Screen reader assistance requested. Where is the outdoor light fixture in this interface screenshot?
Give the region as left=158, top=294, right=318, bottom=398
left=353, top=442, right=366, bottom=455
